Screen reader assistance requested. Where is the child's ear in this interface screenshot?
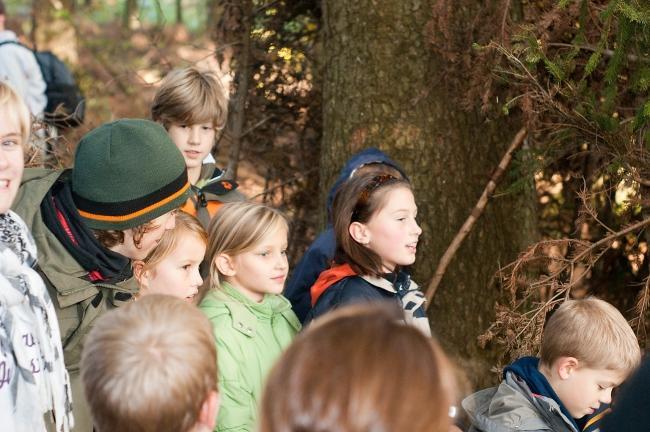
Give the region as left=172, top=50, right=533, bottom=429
left=215, top=253, right=237, bottom=277
left=349, top=221, right=371, bottom=245
left=556, top=356, right=580, bottom=380
left=132, top=261, right=149, bottom=288
left=197, top=390, right=220, bottom=430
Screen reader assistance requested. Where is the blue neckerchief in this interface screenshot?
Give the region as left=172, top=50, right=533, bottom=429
left=504, top=357, right=579, bottom=430
left=381, top=270, right=412, bottom=295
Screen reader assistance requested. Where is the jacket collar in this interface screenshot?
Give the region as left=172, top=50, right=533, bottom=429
left=214, top=282, right=300, bottom=337
left=13, top=169, right=138, bottom=307
left=505, top=357, right=578, bottom=430
left=359, top=273, right=420, bottom=293
left=461, top=372, right=579, bottom=432
left=505, top=370, right=579, bottom=432
left=0, top=30, right=17, bottom=43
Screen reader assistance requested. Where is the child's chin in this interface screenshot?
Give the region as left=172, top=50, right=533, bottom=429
left=265, top=287, right=283, bottom=295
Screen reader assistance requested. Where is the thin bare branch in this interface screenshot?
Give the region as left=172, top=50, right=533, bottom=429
left=425, top=127, right=528, bottom=307
left=249, top=167, right=318, bottom=200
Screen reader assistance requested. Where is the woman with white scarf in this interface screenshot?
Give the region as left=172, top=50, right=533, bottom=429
left=0, top=81, right=73, bottom=431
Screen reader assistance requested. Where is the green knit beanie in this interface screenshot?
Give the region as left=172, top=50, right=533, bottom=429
left=71, top=119, right=190, bottom=231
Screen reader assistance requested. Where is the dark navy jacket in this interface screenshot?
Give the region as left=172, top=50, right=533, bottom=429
left=284, top=148, right=406, bottom=322
left=601, top=357, right=650, bottom=432
left=304, top=275, right=398, bottom=325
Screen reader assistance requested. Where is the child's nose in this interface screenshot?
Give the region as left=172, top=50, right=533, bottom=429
left=189, top=127, right=200, bottom=144
left=276, top=254, right=288, bottom=269
left=601, top=388, right=613, bottom=404
left=0, top=149, right=10, bottom=170
left=193, top=269, right=203, bottom=287
left=412, top=219, right=422, bottom=235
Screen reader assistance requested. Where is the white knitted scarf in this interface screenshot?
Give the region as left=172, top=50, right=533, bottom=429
left=0, top=211, right=73, bottom=431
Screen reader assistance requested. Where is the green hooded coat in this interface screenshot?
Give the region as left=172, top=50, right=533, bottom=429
left=199, top=282, right=300, bottom=432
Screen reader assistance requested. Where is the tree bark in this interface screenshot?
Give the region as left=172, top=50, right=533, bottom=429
left=31, top=0, right=78, bottom=63
left=215, top=0, right=252, bottom=180
left=176, top=0, right=183, bottom=25
left=321, top=0, right=538, bottom=387
left=122, top=0, right=137, bottom=30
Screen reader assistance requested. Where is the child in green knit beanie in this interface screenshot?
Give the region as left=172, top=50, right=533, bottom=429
left=12, top=118, right=191, bottom=430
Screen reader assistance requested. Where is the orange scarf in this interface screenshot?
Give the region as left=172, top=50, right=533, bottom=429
left=310, top=263, right=357, bottom=306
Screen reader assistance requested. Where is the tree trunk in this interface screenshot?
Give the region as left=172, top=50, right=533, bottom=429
left=321, top=0, right=538, bottom=388
left=211, top=0, right=253, bottom=181
left=122, top=0, right=137, bottom=30
left=31, top=0, right=78, bottom=63
left=176, top=0, right=183, bottom=25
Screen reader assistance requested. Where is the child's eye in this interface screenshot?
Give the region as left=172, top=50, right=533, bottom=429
left=182, top=264, right=191, bottom=270
left=397, top=217, right=406, bottom=222
left=281, top=249, right=287, bottom=256
left=1, top=139, right=20, bottom=149
left=202, top=126, right=213, bottom=131
left=258, top=251, right=269, bottom=257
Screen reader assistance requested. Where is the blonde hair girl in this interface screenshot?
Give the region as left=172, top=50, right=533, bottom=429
left=199, top=201, right=300, bottom=432
left=133, top=211, right=207, bottom=303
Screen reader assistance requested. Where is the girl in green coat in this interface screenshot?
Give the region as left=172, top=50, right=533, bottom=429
left=199, top=201, right=301, bottom=432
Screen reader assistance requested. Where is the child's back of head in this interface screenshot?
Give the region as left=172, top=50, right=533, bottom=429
left=81, top=294, right=219, bottom=432
left=259, top=303, right=456, bottom=432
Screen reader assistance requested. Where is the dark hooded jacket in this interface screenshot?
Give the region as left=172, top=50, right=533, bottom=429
left=601, top=357, right=650, bottom=432
left=303, top=264, right=431, bottom=335
left=284, top=148, right=406, bottom=322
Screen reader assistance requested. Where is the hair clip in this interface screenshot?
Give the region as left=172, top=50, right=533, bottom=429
left=351, top=174, right=397, bottom=221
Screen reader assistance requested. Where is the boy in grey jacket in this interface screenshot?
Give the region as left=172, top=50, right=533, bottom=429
left=463, top=298, right=640, bottom=432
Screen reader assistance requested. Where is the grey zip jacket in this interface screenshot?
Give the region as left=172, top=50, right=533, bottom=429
left=462, top=371, right=581, bottom=432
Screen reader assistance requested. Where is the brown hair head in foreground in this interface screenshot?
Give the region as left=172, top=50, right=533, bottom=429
left=259, top=303, right=456, bottom=432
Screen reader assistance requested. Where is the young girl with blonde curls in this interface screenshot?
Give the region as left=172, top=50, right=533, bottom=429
left=199, top=201, right=300, bottom=432
left=133, top=211, right=206, bottom=303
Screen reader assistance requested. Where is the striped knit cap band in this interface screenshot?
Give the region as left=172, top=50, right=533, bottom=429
left=71, top=119, right=190, bottom=231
